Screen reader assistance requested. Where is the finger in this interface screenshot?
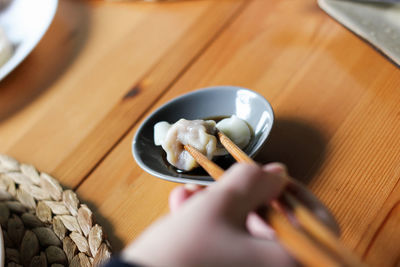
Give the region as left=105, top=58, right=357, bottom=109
left=263, top=162, right=288, bottom=175
left=209, top=163, right=288, bottom=224
left=169, top=186, right=187, bottom=213
left=246, top=212, right=275, bottom=240
left=263, top=162, right=339, bottom=234
left=169, top=184, right=202, bottom=213
left=241, top=237, right=297, bottom=267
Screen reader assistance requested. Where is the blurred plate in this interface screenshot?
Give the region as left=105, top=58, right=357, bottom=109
left=319, top=0, right=400, bottom=66
left=0, top=0, right=58, bottom=81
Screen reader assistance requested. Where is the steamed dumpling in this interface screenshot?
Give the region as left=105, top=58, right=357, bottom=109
left=154, top=121, right=171, bottom=146
left=216, top=115, right=251, bottom=149
left=153, top=116, right=251, bottom=171
left=154, top=119, right=217, bottom=171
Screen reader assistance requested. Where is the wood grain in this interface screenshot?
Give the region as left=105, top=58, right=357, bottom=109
left=0, top=0, right=246, bottom=188
left=76, top=128, right=176, bottom=250
left=363, top=202, right=400, bottom=266
left=358, top=176, right=400, bottom=266
left=1, top=0, right=399, bottom=264
left=77, top=0, right=400, bottom=263
left=166, top=0, right=400, bottom=255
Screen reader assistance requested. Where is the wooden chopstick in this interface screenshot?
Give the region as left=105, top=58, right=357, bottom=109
left=184, top=132, right=366, bottom=267
left=184, top=143, right=339, bottom=266
left=217, top=132, right=254, bottom=164
left=267, top=208, right=340, bottom=267
left=216, top=131, right=366, bottom=267
left=184, top=145, right=339, bottom=266
left=284, top=194, right=366, bottom=267
left=184, top=145, right=224, bottom=178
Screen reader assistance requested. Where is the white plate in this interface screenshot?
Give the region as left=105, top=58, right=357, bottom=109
left=0, top=0, right=58, bottom=81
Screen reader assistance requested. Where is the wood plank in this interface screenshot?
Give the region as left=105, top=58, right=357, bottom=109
left=76, top=0, right=400, bottom=263
left=363, top=202, right=400, bottom=266
left=77, top=0, right=400, bottom=260
left=78, top=1, right=394, bottom=250
left=310, top=71, right=400, bottom=251
left=165, top=0, right=400, bottom=254
left=77, top=131, right=176, bottom=251
left=0, top=0, right=246, bottom=187
left=357, top=175, right=400, bottom=261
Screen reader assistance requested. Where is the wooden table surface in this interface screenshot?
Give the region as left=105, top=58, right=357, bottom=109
left=1, top=0, right=400, bottom=265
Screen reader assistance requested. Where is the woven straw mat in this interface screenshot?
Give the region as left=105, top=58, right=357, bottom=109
left=0, top=154, right=112, bottom=267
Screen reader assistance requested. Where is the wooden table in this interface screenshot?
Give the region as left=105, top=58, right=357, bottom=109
left=1, top=0, right=399, bottom=265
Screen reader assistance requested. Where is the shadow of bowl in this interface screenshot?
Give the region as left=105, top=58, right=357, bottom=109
left=255, top=117, right=327, bottom=185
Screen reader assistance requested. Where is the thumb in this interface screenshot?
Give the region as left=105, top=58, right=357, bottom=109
left=209, top=163, right=288, bottom=225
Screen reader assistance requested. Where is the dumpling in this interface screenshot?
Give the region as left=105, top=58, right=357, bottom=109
left=154, top=119, right=218, bottom=171
left=153, top=116, right=251, bottom=171
left=216, top=115, right=251, bottom=149
left=154, top=121, right=171, bottom=146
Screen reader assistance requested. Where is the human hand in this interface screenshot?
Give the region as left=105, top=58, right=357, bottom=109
left=122, top=163, right=338, bottom=267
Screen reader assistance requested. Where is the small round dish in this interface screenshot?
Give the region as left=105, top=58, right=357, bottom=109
left=132, top=86, right=274, bottom=185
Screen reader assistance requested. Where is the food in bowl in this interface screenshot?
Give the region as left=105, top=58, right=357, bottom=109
left=154, top=115, right=251, bottom=171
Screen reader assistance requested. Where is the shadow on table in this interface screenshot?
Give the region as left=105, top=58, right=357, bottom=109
left=254, top=117, right=327, bottom=185
left=0, top=0, right=90, bottom=122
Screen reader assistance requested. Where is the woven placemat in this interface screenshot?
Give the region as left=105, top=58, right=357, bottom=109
left=0, top=154, right=112, bottom=267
